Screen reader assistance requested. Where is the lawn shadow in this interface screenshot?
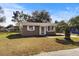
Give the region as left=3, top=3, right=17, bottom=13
left=7, top=33, right=64, bottom=39
left=56, top=38, right=73, bottom=45
left=47, top=34, right=64, bottom=36
left=7, top=34, right=24, bottom=39
left=56, top=38, right=79, bottom=46
left=7, top=34, right=47, bottom=39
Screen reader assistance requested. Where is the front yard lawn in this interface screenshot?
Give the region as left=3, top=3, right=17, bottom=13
left=0, top=32, right=79, bottom=56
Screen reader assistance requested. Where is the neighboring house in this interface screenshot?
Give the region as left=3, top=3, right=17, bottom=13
left=0, top=26, right=6, bottom=32
left=17, top=22, right=56, bottom=36
left=70, top=27, right=79, bottom=34
left=6, top=26, right=19, bottom=32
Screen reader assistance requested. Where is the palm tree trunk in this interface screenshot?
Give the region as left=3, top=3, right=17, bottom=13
left=64, top=27, right=73, bottom=42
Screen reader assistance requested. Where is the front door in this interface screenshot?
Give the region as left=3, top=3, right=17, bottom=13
left=39, top=26, right=46, bottom=35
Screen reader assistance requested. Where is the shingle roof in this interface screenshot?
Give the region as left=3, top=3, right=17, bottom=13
left=16, top=21, right=56, bottom=26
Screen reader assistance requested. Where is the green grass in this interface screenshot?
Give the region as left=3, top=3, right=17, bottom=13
left=0, top=32, right=18, bottom=39
left=0, top=32, right=79, bottom=56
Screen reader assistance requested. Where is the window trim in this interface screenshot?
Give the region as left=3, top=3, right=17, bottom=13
left=27, top=25, right=35, bottom=31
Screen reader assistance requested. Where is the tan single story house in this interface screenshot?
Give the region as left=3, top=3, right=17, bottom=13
left=17, top=21, right=56, bottom=36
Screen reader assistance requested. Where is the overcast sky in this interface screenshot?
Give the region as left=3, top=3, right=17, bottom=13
left=0, top=3, right=79, bottom=26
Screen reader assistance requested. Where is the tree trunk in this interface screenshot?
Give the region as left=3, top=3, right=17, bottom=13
left=64, top=27, right=73, bottom=42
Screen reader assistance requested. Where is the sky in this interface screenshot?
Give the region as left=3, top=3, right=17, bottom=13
left=0, top=3, right=79, bottom=26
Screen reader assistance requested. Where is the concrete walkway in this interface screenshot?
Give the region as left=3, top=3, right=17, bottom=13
left=47, top=35, right=79, bottom=38
left=35, top=48, right=79, bottom=56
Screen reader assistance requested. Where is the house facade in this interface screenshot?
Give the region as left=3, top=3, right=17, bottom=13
left=17, top=22, right=56, bottom=36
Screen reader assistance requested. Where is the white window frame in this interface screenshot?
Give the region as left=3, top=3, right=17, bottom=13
left=47, top=26, right=54, bottom=32
left=27, top=25, right=35, bottom=31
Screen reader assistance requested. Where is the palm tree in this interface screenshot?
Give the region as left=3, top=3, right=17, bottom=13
left=64, top=23, right=73, bottom=43
left=56, top=20, right=73, bottom=42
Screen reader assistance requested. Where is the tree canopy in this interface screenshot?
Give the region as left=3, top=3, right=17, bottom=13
left=56, top=20, right=68, bottom=33
left=12, top=10, right=52, bottom=23
left=31, top=10, right=52, bottom=22
left=68, top=16, right=79, bottom=31
left=69, top=16, right=79, bottom=26
left=12, top=11, right=22, bottom=22
left=12, top=11, right=31, bottom=22
left=0, top=6, right=6, bottom=23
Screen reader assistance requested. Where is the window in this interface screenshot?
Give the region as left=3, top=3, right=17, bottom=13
left=47, top=26, right=53, bottom=31
left=48, top=26, right=51, bottom=31
left=27, top=26, right=35, bottom=31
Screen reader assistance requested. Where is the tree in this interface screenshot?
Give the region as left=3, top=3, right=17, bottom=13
left=32, top=10, right=52, bottom=23
left=12, top=11, right=23, bottom=32
left=12, top=11, right=21, bottom=22
left=0, top=16, right=6, bottom=22
left=12, top=10, right=52, bottom=23
left=12, top=11, right=32, bottom=32
left=55, top=20, right=59, bottom=24
left=6, top=24, right=13, bottom=29
left=68, top=16, right=79, bottom=31
left=12, top=11, right=31, bottom=22
left=64, top=24, right=74, bottom=43
left=0, top=6, right=6, bottom=32
left=22, top=14, right=32, bottom=22
left=0, top=6, right=4, bottom=14
left=0, top=6, right=6, bottom=23
left=56, top=20, right=68, bottom=33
